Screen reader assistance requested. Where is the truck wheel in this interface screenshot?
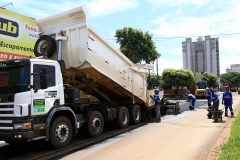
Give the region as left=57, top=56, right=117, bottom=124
left=87, top=111, right=104, bottom=137
left=34, top=35, right=56, bottom=58
left=148, top=109, right=154, bottom=120
left=129, top=105, right=141, bottom=124
left=141, top=110, right=148, bottom=121
left=116, top=106, right=129, bottom=128
left=49, top=116, right=72, bottom=148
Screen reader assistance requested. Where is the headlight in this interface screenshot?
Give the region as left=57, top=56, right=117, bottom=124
left=14, top=122, right=32, bottom=129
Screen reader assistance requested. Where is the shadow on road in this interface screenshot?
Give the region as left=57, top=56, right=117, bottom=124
left=212, top=120, right=226, bottom=123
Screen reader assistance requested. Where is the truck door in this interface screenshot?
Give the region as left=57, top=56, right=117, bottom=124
left=31, top=63, right=59, bottom=116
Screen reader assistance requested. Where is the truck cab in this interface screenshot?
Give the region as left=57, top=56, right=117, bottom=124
left=0, top=58, right=79, bottom=148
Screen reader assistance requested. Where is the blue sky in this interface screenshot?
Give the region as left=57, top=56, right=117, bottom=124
left=1, top=0, right=240, bottom=74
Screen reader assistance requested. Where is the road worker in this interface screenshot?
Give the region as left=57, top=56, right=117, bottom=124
left=206, top=87, right=212, bottom=109
left=150, top=90, right=161, bottom=123
left=222, top=86, right=234, bottom=117
left=187, top=93, right=196, bottom=110
left=210, top=88, right=219, bottom=117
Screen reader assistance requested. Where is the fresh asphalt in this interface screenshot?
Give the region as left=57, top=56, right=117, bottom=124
left=162, top=91, right=224, bottom=114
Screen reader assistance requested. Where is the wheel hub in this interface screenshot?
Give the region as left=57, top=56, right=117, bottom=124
left=37, top=40, right=48, bottom=54
left=134, top=109, right=140, bottom=120
left=121, top=111, right=128, bottom=124
left=92, top=116, right=101, bottom=132
left=55, top=122, right=69, bottom=142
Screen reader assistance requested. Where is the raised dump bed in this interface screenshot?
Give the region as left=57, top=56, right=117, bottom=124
left=36, top=5, right=149, bottom=104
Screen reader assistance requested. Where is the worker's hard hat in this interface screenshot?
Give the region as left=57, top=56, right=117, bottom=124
left=206, top=87, right=209, bottom=90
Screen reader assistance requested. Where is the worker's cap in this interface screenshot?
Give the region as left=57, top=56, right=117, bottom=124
left=154, top=90, right=159, bottom=93
left=224, top=86, right=229, bottom=88
left=206, top=87, right=209, bottom=90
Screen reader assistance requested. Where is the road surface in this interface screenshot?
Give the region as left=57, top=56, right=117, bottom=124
left=62, top=92, right=240, bottom=160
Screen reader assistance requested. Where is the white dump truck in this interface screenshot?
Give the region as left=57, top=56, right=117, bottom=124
left=0, top=5, right=157, bottom=148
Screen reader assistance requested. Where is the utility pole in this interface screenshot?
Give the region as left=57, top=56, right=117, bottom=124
left=1, top=2, right=13, bottom=8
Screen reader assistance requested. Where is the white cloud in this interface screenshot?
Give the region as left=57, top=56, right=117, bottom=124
left=0, top=0, right=139, bottom=19
left=86, top=0, right=139, bottom=17
left=149, top=0, right=240, bottom=77
left=164, top=47, right=183, bottom=56
left=151, top=0, right=240, bottom=37
left=157, top=58, right=183, bottom=74
left=151, top=17, right=165, bottom=24
left=146, top=0, right=210, bottom=8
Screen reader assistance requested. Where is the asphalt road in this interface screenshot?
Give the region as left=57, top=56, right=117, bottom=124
left=62, top=92, right=240, bottom=160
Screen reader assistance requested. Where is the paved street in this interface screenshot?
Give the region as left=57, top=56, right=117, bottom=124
left=62, top=92, right=240, bottom=160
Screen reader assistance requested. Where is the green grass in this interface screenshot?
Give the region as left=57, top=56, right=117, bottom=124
left=218, top=110, right=240, bottom=160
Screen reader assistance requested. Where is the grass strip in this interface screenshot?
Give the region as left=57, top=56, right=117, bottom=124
left=218, top=110, right=240, bottom=160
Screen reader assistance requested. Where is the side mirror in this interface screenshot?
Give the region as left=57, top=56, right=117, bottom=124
left=40, top=67, right=48, bottom=89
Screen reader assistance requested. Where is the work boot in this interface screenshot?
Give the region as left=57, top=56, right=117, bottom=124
left=231, top=114, right=234, bottom=117
left=225, top=114, right=228, bottom=117
left=189, top=106, right=192, bottom=110
left=158, top=118, right=161, bottom=123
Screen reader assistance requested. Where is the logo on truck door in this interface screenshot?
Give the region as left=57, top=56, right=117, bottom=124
left=45, top=91, right=57, bottom=98
left=0, top=17, right=19, bottom=38
left=33, top=99, right=45, bottom=113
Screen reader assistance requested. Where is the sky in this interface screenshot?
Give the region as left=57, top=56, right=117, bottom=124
left=1, top=0, right=240, bottom=75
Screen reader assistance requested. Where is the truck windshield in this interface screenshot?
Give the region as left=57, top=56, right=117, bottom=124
left=198, top=82, right=206, bottom=89
left=0, top=66, right=30, bottom=94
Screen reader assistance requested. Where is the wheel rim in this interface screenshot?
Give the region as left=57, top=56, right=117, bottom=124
left=37, top=40, right=48, bottom=54
left=55, top=122, right=69, bottom=142
left=134, top=109, right=140, bottom=121
left=121, top=111, right=128, bottom=124
left=91, top=116, right=101, bottom=132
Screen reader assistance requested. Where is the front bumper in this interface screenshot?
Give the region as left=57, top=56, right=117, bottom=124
left=0, top=130, right=35, bottom=141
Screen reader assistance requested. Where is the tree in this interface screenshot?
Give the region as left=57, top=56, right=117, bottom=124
left=160, top=69, right=195, bottom=89
left=202, top=72, right=218, bottom=88
left=147, top=72, right=160, bottom=87
left=115, top=27, right=161, bottom=64
left=220, top=72, right=240, bottom=86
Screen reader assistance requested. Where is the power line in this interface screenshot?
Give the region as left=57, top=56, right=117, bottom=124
left=107, top=32, right=240, bottom=41
left=1, top=2, right=13, bottom=8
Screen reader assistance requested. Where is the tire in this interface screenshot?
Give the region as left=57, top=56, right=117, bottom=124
left=129, top=105, right=141, bottom=125
left=207, top=113, right=212, bottom=119
left=87, top=111, right=104, bottom=137
left=141, top=109, right=148, bottom=121
left=115, top=106, right=129, bottom=129
left=34, top=35, right=56, bottom=58
left=49, top=116, right=72, bottom=148
left=207, top=115, right=212, bottom=119
left=148, top=109, right=154, bottom=120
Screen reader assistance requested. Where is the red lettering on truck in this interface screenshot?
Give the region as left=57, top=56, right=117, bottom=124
left=69, top=11, right=82, bottom=17
left=25, top=24, right=39, bottom=32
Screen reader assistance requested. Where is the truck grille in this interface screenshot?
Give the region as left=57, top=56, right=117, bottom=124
left=0, top=102, right=14, bottom=130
